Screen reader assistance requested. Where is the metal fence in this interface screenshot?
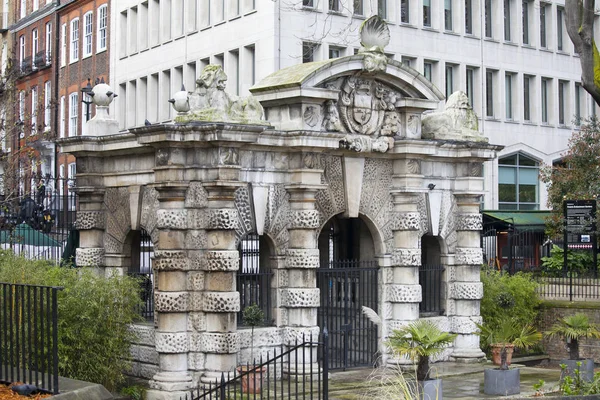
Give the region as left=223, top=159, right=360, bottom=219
left=0, top=282, right=62, bottom=394
left=186, top=333, right=329, bottom=400
left=419, top=264, right=444, bottom=315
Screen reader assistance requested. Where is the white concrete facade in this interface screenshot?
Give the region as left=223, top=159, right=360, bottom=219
left=110, top=0, right=593, bottom=211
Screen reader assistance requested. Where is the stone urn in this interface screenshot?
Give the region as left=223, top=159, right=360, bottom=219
left=560, top=359, right=595, bottom=382
left=491, top=343, right=514, bottom=367
left=483, top=368, right=520, bottom=396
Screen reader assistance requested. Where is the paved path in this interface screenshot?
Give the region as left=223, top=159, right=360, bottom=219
left=327, top=361, right=563, bottom=399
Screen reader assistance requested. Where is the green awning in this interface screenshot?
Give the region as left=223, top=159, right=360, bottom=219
left=482, top=210, right=553, bottom=229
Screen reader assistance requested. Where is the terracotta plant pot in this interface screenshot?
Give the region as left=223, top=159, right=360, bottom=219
left=490, top=343, right=515, bottom=367
left=237, top=365, right=267, bottom=394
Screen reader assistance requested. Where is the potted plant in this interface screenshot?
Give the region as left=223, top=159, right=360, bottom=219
left=386, top=320, right=457, bottom=400
left=545, top=313, right=600, bottom=382
left=477, top=319, right=541, bottom=396
left=237, top=303, right=266, bottom=394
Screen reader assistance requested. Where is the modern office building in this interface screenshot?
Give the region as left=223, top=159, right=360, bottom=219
left=111, top=0, right=592, bottom=211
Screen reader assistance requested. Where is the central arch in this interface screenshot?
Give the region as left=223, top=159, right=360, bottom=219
left=316, top=214, right=380, bottom=370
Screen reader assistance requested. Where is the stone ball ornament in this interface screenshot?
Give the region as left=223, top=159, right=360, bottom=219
left=169, top=85, right=191, bottom=114
left=90, top=83, right=118, bottom=107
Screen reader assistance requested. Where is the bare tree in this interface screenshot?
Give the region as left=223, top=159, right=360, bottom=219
left=565, top=0, right=600, bottom=106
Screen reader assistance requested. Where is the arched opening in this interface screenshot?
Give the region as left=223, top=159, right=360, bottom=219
left=237, top=232, right=275, bottom=326
left=420, top=235, right=445, bottom=316
left=128, top=228, right=154, bottom=322
left=316, top=214, right=379, bottom=370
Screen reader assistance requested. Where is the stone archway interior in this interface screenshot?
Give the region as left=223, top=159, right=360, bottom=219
left=318, top=215, right=375, bottom=265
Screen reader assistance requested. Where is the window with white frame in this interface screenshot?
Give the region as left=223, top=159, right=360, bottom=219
left=401, top=0, right=409, bottom=23
left=44, top=81, right=51, bottom=129
left=31, top=87, right=38, bottom=131
left=59, top=165, right=65, bottom=196
left=486, top=69, right=495, bottom=117
left=32, top=29, right=39, bottom=66
left=328, top=0, right=339, bottom=11
left=505, top=73, right=514, bottom=120
left=504, top=0, right=511, bottom=41
left=328, top=46, right=343, bottom=59
left=353, top=0, right=363, bottom=14
left=83, top=12, right=93, bottom=57
left=465, top=0, right=473, bottom=34
left=522, top=0, right=530, bottom=44
left=20, top=0, right=26, bottom=18
left=444, top=0, right=452, bottom=31
left=60, top=96, right=65, bottom=138
left=19, top=35, right=25, bottom=68
left=557, top=7, right=564, bottom=51
left=302, top=42, right=319, bottom=63
left=61, top=24, right=66, bottom=67
left=19, top=91, right=25, bottom=123
left=541, top=78, right=549, bottom=123
left=558, top=80, right=567, bottom=126
left=33, top=0, right=39, bottom=11
left=97, top=5, right=108, bottom=51
left=485, top=0, right=492, bottom=38
left=575, top=83, right=582, bottom=126
left=70, top=18, right=79, bottom=62
left=378, top=0, right=386, bottom=18
left=69, top=93, right=78, bottom=137
left=445, top=64, right=454, bottom=98
left=498, top=153, right=539, bottom=210
left=45, top=22, right=52, bottom=63
left=423, top=0, right=431, bottom=27
left=68, top=163, right=76, bottom=209
left=523, top=75, right=532, bottom=121
left=540, top=3, right=547, bottom=48
left=423, top=61, right=433, bottom=82
left=466, top=67, right=475, bottom=106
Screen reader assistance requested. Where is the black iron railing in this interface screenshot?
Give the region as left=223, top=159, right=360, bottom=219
left=0, top=282, right=62, bottom=394
left=419, top=264, right=444, bottom=315
left=533, top=268, right=600, bottom=301
left=186, top=332, right=329, bottom=400
left=129, top=272, right=154, bottom=322
left=237, top=271, right=273, bottom=326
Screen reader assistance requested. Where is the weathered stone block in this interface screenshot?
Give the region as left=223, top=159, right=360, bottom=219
left=285, top=249, right=320, bottom=269
left=288, top=210, right=321, bottom=229
left=449, top=282, right=483, bottom=300
left=390, top=212, right=420, bottom=231
left=157, top=210, right=188, bottom=229
left=205, top=251, right=239, bottom=271
left=203, top=291, right=240, bottom=312
left=391, top=248, right=421, bottom=266
left=384, top=284, right=422, bottom=303
left=155, top=331, right=189, bottom=353
left=206, top=209, right=240, bottom=230
left=456, top=214, right=483, bottom=231
left=280, top=288, right=320, bottom=308
left=154, top=291, right=189, bottom=313
left=75, top=211, right=106, bottom=230
left=154, top=250, right=190, bottom=271
left=455, top=247, right=483, bottom=265
left=449, top=316, right=481, bottom=334
left=75, top=247, right=105, bottom=267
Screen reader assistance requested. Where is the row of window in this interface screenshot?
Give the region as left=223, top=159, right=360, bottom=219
left=498, top=153, right=539, bottom=210
left=305, top=0, right=571, bottom=54
left=18, top=22, right=52, bottom=70
left=19, top=0, right=52, bottom=19
left=60, top=5, right=108, bottom=67
left=118, top=0, right=255, bottom=58
left=118, top=45, right=256, bottom=128
left=17, top=81, right=52, bottom=131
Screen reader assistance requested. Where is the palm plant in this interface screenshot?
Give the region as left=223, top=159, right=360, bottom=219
left=546, top=313, right=600, bottom=360
left=477, top=319, right=542, bottom=370
left=386, top=320, right=457, bottom=381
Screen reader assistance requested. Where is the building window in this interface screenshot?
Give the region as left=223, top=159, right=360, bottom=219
left=486, top=69, right=495, bottom=117
left=466, top=67, right=475, bottom=107
left=401, top=0, right=409, bottom=23
left=424, top=62, right=432, bottom=82
left=45, top=22, right=52, bottom=63
left=33, top=0, right=39, bottom=11
left=302, top=42, right=318, bottom=63
left=558, top=81, right=566, bottom=126
left=523, top=75, right=531, bottom=121
left=60, top=96, right=65, bottom=138
left=423, top=0, right=431, bottom=27
left=505, top=73, right=513, bottom=120
left=557, top=7, right=564, bottom=51
left=61, top=24, right=66, bottom=67
left=70, top=18, right=79, bottom=62
left=465, top=0, right=472, bottom=34
left=329, top=0, right=339, bottom=11
left=32, top=29, right=39, bottom=67
left=444, top=0, right=452, bottom=31
left=328, top=47, right=342, bottom=59
left=237, top=233, right=273, bottom=326
left=303, top=0, right=314, bottom=7
left=44, top=81, right=51, bottom=129
left=19, top=91, right=25, bottom=123
left=69, top=93, right=78, bottom=137
left=540, top=3, right=547, bottom=48
left=541, top=78, right=549, bottom=123
left=445, top=64, right=454, bottom=98
left=353, top=0, right=363, bottom=14
left=504, top=0, right=511, bottom=41
left=19, top=35, right=25, bottom=68
left=31, top=87, right=38, bottom=132
left=522, top=0, right=530, bottom=44
left=378, top=0, right=386, bottom=18
left=97, top=5, right=108, bottom=51
left=83, top=12, right=93, bottom=57
left=20, top=0, right=26, bottom=18
left=575, top=83, right=581, bottom=126
left=485, top=0, right=492, bottom=38
left=498, top=153, right=539, bottom=210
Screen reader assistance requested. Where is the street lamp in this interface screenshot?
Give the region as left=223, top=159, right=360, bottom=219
left=80, top=78, right=94, bottom=122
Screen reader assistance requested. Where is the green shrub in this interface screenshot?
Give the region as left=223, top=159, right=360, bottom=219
left=480, top=269, right=541, bottom=329
left=541, top=245, right=598, bottom=277
left=0, top=250, right=142, bottom=391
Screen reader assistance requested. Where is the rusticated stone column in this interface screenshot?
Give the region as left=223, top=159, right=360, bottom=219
left=282, top=167, right=324, bottom=374
left=383, top=192, right=422, bottom=366
left=147, top=184, right=194, bottom=400
left=449, top=193, right=486, bottom=362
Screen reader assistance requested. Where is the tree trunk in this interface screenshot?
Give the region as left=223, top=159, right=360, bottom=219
left=417, top=356, right=430, bottom=381
left=565, top=0, right=600, bottom=107
left=570, top=338, right=580, bottom=360
left=500, top=347, right=509, bottom=371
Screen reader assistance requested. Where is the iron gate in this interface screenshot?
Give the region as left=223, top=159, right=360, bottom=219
left=317, top=260, right=379, bottom=370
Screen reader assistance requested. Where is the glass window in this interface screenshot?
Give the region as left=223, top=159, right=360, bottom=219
left=303, top=0, right=314, bottom=7
left=44, top=81, right=51, bottom=129
left=83, top=12, right=93, bottom=57
left=378, top=0, right=386, bottom=18
left=523, top=76, right=531, bottom=121
left=60, top=96, right=65, bottom=138
left=32, top=29, right=38, bottom=63
left=69, top=92, right=78, bottom=137
left=353, top=0, right=363, bottom=14
left=302, top=42, right=317, bottom=63
left=97, top=5, right=108, bottom=51
left=575, top=83, right=581, bottom=126
left=45, top=22, right=52, bottom=63
left=498, top=153, right=539, bottom=210
left=401, top=0, right=409, bottom=23
left=540, top=3, right=546, bottom=48
left=522, top=1, right=529, bottom=44
left=19, top=35, right=25, bottom=68
left=33, top=0, right=38, bottom=11
left=557, top=7, right=564, bottom=51
left=444, top=0, right=452, bottom=31
left=423, top=0, right=431, bottom=27
left=424, top=62, right=432, bottom=82
left=20, top=0, right=26, bottom=18
left=61, top=23, right=66, bottom=67
left=70, top=18, right=79, bottom=62
left=466, top=68, right=475, bottom=106
left=329, top=0, right=339, bottom=11
left=505, top=73, right=513, bottom=120
left=329, top=47, right=341, bottom=59
left=541, top=78, right=548, bottom=123
left=445, top=64, right=454, bottom=98
left=485, top=0, right=492, bottom=37
left=31, top=87, right=38, bottom=130
left=486, top=69, right=494, bottom=117
left=504, top=0, right=511, bottom=41
left=465, top=0, right=472, bottom=34
left=558, top=81, right=566, bottom=125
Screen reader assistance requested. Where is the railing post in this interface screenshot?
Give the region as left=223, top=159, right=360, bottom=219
left=52, top=287, right=59, bottom=394
left=322, top=328, right=329, bottom=400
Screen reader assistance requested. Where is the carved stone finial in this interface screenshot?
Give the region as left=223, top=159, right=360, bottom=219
left=170, top=88, right=191, bottom=115
left=91, top=83, right=116, bottom=107
left=358, top=16, right=390, bottom=73
left=85, top=82, right=118, bottom=136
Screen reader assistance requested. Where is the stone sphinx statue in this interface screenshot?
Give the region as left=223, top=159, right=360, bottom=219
left=175, top=65, right=266, bottom=124
left=421, top=91, right=487, bottom=142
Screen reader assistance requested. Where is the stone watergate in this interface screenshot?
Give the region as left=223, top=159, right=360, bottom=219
left=59, top=17, right=501, bottom=400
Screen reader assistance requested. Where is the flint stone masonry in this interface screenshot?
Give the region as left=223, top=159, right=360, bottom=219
left=285, top=249, right=320, bottom=269
left=280, top=288, right=320, bottom=308
left=448, top=282, right=484, bottom=300
left=75, top=211, right=106, bottom=230
left=75, top=248, right=105, bottom=267
left=455, top=247, right=484, bottom=265
left=202, top=292, right=240, bottom=313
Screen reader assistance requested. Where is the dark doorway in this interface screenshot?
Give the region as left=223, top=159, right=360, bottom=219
left=420, top=235, right=444, bottom=316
